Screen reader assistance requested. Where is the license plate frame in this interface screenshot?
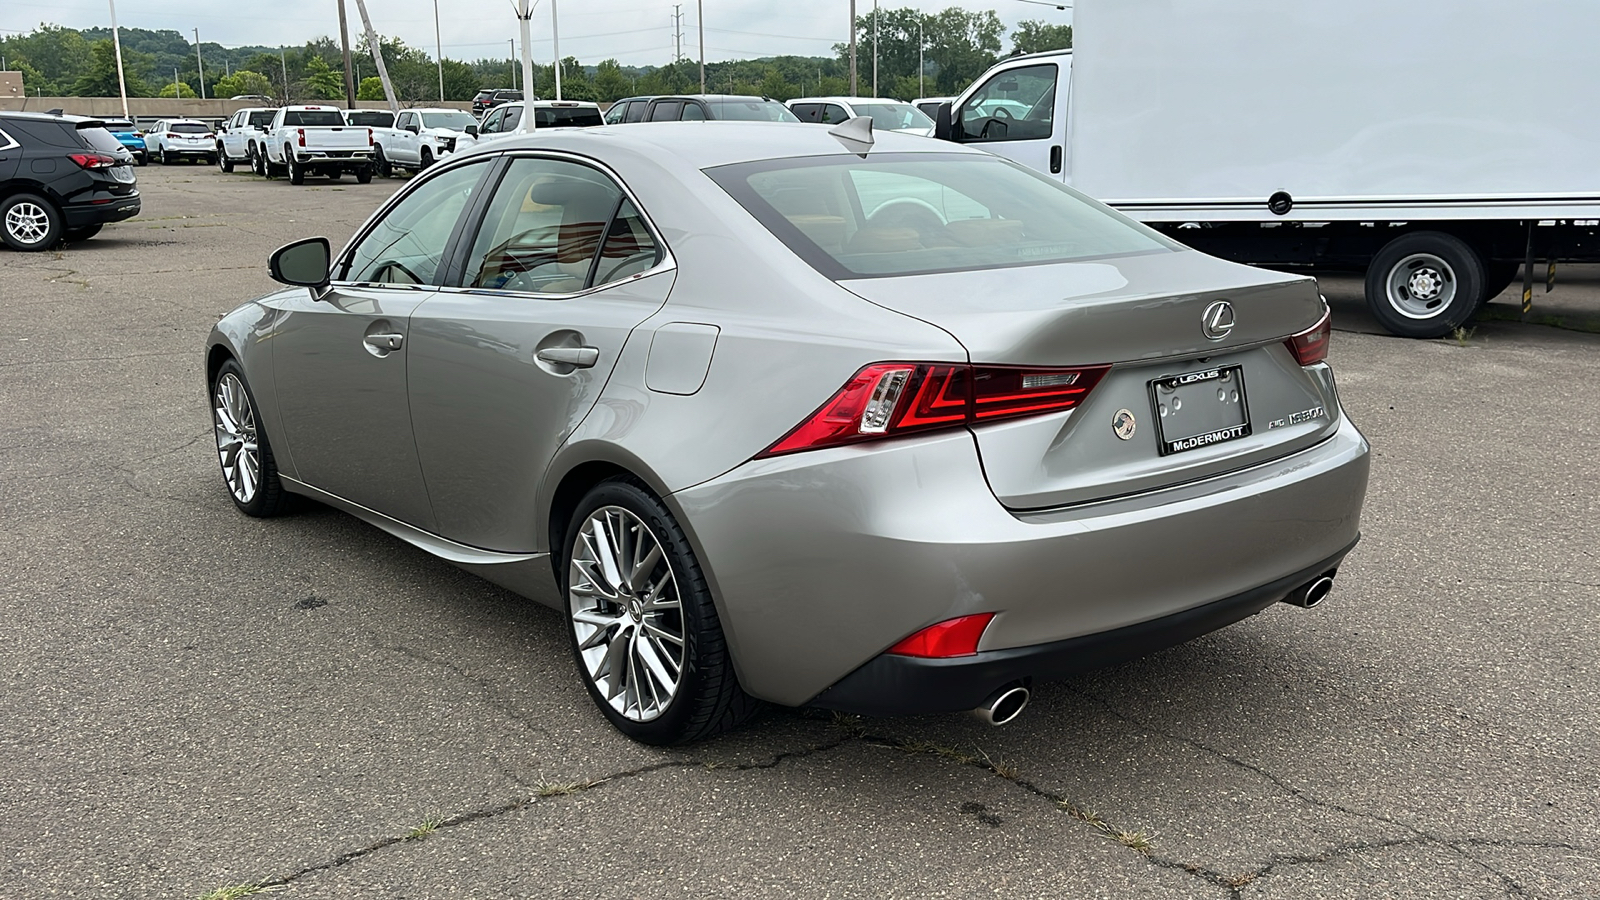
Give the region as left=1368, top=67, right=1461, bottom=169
left=1149, top=365, right=1252, bottom=455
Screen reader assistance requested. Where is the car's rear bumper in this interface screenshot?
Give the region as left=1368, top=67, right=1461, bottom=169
left=64, top=191, right=141, bottom=228
left=671, top=414, right=1370, bottom=708
left=811, top=538, right=1355, bottom=715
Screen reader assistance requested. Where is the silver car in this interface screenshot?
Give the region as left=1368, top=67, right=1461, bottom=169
left=207, top=122, right=1370, bottom=744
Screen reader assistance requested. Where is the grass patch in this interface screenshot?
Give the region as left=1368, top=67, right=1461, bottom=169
left=405, top=814, right=445, bottom=840
left=1058, top=800, right=1156, bottom=855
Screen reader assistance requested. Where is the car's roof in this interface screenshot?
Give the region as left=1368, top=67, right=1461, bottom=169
left=0, top=111, right=99, bottom=124
left=788, top=97, right=911, bottom=106
left=461, top=120, right=984, bottom=170
left=403, top=107, right=471, bottom=114
left=656, top=94, right=781, bottom=103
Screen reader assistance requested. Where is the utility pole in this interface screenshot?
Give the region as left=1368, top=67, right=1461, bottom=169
left=433, top=0, right=444, bottom=101
left=918, top=18, right=924, bottom=98
left=515, top=0, right=536, bottom=131
left=849, top=0, right=857, bottom=97
left=351, top=0, right=399, bottom=115
left=106, top=0, right=129, bottom=119
left=552, top=0, right=562, bottom=101
left=672, top=5, right=683, bottom=62
left=280, top=50, right=289, bottom=103
left=173, top=66, right=180, bottom=99
left=193, top=28, right=206, bottom=99
left=872, top=0, right=878, bottom=97
left=697, top=0, right=705, bottom=95
left=337, top=0, right=357, bottom=108
left=508, top=39, right=515, bottom=89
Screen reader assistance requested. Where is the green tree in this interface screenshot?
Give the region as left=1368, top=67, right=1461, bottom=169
left=71, top=40, right=153, bottom=97
left=592, top=58, right=632, bottom=102
left=0, top=24, right=93, bottom=95
left=303, top=56, right=344, bottom=100
left=213, top=70, right=274, bottom=99
left=439, top=59, right=481, bottom=101
left=158, top=80, right=197, bottom=98
left=1010, top=20, right=1072, bottom=55
left=356, top=76, right=386, bottom=101
left=758, top=68, right=796, bottom=101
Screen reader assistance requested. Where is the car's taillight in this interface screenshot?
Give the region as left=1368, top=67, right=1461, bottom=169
left=887, top=613, right=996, bottom=658
left=367, top=127, right=374, bottom=145
left=1286, top=308, right=1332, bottom=366
left=165, top=132, right=177, bottom=139
left=297, top=128, right=306, bottom=147
left=203, top=133, right=214, bottom=139
left=69, top=153, right=118, bottom=169
left=759, top=361, right=1110, bottom=457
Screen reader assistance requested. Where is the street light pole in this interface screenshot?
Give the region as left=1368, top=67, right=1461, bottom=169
left=193, top=28, right=205, bottom=99
left=697, top=0, right=705, bottom=95
left=509, top=39, right=515, bottom=90
left=872, top=0, right=877, bottom=97
left=106, top=0, right=129, bottom=118
left=552, top=0, right=562, bottom=101
left=516, top=0, right=536, bottom=131
left=918, top=19, right=923, bottom=97
left=433, top=0, right=445, bottom=101
left=848, top=0, right=857, bottom=97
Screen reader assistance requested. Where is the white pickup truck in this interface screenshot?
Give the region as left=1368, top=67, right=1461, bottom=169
left=931, top=0, right=1600, bottom=337
left=368, top=108, right=479, bottom=177
left=261, top=105, right=375, bottom=185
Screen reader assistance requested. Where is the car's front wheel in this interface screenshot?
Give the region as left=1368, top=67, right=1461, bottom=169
left=219, top=148, right=234, bottom=172
left=1, top=193, right=62, bottom=251
left=211, top=359, right=290, bottom=517
left=565, top=478, right=757, bottom=744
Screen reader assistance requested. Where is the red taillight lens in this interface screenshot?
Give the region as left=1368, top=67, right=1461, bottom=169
left=69, top=153, right=118, bottom=169
left=367, top=127, right=374, bottom=145
left=759, top=361, right=1110, bottom=457
left=1286, top=308, right=1332, bottom=366
left=887, top=613, right=996, bottom=658
left=297, top=128, right=306, bottom=147
left=203, top=133, right=214, bottom=139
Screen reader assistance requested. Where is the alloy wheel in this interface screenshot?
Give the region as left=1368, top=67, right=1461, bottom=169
left=213, top=372, right=261, bottom=504
left=568, top=506, right=686, bottom=723
left=4, top=201, right=51, bottom=246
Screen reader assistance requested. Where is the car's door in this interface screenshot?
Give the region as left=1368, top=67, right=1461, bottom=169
left=952, top=62, right=1064, bottom=179
left=268, top=158, right=494, bottom=530
left=407, top=155, right=674, bottom=552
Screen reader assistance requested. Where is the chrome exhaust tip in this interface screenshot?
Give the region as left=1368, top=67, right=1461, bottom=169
left=972, top=685, right=1030, bottom=726
left=1282, top=574, right=1335, bottom=609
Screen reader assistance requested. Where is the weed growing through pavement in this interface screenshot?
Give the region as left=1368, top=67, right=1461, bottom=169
left=1058, top=800, right=1157, bottom=854
left=405, top=814, right=445, bottom=840
left=197, top=885, right=270, bottom=900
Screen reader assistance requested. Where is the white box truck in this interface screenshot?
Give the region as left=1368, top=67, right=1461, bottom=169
left=932, top=0, right=1600, bottom=337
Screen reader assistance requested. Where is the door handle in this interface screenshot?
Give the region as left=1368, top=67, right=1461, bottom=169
left=365, top=333, right=404, bottom=351
left=1050, top=145, right=1063, bottom=175
left=537, top=346, right=599, bottom=368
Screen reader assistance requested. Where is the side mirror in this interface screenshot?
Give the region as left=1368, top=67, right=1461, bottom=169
left=464, top=124, right=479, bottom=137
left=269, top=237, right=332, bottom=295
left=404, top=124, right=420, bottom=135
left=934, top=102, right=955, bottom=141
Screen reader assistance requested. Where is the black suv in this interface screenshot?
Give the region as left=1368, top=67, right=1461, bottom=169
left=472, top=89, right=525, bottom=116
left=602, top=95, right=799, bottom=124
left=0, top=111, right=140, bottom=251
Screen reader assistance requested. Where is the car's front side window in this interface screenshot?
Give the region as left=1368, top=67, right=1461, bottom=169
left=481, top=109, right=502, bottom=134
left=958, top=64, right=1057, bottom=143
left=341, top=161, right=489, bottom=285
left=604, top=103, right=627, bottom=124
left=459, top=157, right=657, bottom=294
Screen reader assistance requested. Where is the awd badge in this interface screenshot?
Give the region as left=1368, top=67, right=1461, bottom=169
left=1112, top=408, right=1137, bottom=440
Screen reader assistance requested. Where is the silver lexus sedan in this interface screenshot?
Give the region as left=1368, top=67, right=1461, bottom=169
left=206, top=121, right=1370, bottom=744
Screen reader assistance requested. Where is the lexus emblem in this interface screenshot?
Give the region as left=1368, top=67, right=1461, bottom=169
left=1202, top=300, right=1235, bottom=341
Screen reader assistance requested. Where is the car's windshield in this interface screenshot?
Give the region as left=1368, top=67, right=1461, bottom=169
left=169, top=122, right=209, bottom=134
left=345, top=111, right=394, bottom=127
left=247, top=110, right=276, bottom=127
left=711, top=152, right=1176, bottom=280
left=282, top=110, right=346, bottom=127
left=421, top=111, right=477, bottom=130
left=533, top=107, right=604, bottom=128
left=852, top=103, right=933, bottom=132
left=708, top=100, right=800, bottom=122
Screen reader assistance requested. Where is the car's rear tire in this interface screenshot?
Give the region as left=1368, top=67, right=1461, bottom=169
left=564, top=477, right=759, bottom=745
left=62, top=223, right=102, bottom=242
left=373, top=145, right=392, bottom=178
left=157, top=147, right=167, bottom=164
left=287, top=147, right=304, bottom=185
left=1364, top=231, right=1486, bottom=338
left=211, top=359, right=290, bottom=518
left=326, top=170, right=340, bottom=182
left=355, top=166, right=373, bottom=184
left=134, top=152, right=146, bottom=167
left=1, top=193, right=62, bottom=251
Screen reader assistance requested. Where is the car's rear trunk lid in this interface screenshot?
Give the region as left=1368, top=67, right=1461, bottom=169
left=840, top=249, right=1343, bottom=509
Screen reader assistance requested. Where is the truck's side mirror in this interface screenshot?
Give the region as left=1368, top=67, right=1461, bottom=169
left=405, top=124, right=420, bottom=135
left=464, top=124, right=479, bottom=137
left=934, top=102, right=956, bottom=142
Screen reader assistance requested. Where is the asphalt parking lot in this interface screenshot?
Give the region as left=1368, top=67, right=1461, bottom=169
left=3, top=162, right=1599, bottom=899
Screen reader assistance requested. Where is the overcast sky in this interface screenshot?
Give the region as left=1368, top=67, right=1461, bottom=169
left=1, top=0, right=1071, bottom=67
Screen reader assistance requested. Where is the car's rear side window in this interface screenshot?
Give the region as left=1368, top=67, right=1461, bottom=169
left=248, top=111, right=276, bottom=127
left=709, top=152, right=1175, bottom=280
left=533, top=108, right=603, bottom=128
left=78, top=126, right=127, bottom=154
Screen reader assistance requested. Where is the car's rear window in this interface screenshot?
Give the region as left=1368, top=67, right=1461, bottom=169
left=102, top=120, right=135, bottom=132
left=78, top=126, right=128, bottom=154
left=345, top=111, right=394, bottom=127
left=707, top=100, right=799, bottom=122
left=709, top=152, right=1176, bottom=280
left=282, top=111, right=346, bottom=127
left=170, top=122, right=210, bottom=134
left=247, top=111, right=276, bottom=127
left=533, top=107, right=603, bottom=128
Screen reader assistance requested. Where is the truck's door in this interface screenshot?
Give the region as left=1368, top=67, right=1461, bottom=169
left=950, top=61, right=1068, bottom=181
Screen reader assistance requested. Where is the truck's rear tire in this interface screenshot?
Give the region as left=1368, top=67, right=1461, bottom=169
left=1480, top=263, right=1520, bottom=308
left=1364, top=231, right=1485, bottom=338
left=287, top=147, right=304, bottom=185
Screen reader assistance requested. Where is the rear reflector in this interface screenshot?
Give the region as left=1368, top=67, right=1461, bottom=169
left=887, top=613, right=996, bottom=658
left=759, top=361, right=1109, bottom=457
left=1286, top=308, right=1332, bottom=366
